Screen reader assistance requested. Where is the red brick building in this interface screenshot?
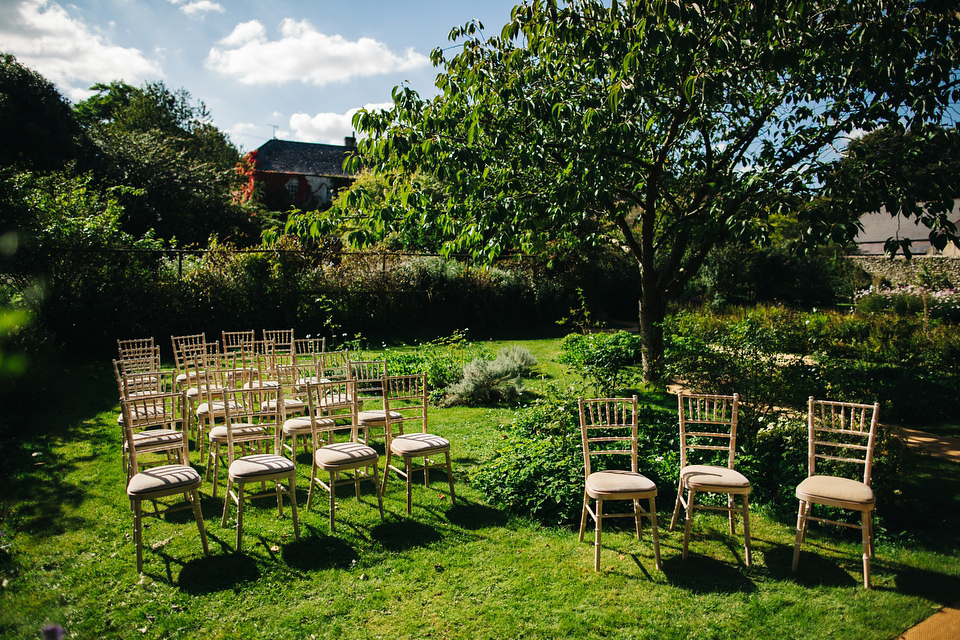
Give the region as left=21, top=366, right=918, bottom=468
left=242, top=137, right=358, bottom=211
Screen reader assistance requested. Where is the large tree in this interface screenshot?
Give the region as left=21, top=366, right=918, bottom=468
left=74, top=81, right=251, bottom=244
left=340, top=0, right=959, bottom=381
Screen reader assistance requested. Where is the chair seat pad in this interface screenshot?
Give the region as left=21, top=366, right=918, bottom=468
left=389, top=433, right=450, bottom=456
left=209, top=423, right=264, bottom=441
left=187, top=384, right=224, bottom=400
left=315, top=442, right=379, bottom=469
left=681, top=465, right=751, bottom=492
left=357, top=409, right=402, bottom=426
left=195, top=399, right=239, bottom=417
left=244, top=380, right=279, bottom=389
left=262, top=398, right=306, bottom=412
left=320, top=393, right=354, bottom=407
left=125, top=429, right=182, bottom=449
left=229, top=453, right=295, bottom=479
left=586, top=470, right=657, bottom=499
left=127, top=465, right=201, bottom=496
left=282, top=416, right=334, bottom=435
left=796, top=475, right=875, bottom=509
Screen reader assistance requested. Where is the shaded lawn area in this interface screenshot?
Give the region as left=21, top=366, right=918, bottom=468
left=1, top=341, right=959, bottom=639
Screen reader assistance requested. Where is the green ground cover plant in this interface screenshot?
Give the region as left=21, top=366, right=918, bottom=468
left=0, top=336, right=958, bottom=639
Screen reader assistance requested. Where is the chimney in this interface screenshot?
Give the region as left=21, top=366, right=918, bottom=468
left=344, top=133, right=357, bottom=148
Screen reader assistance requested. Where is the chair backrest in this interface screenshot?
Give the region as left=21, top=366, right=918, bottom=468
left=807, top=397, right=880, bottom=485
left=117, top=337, right=155, bottom=360
left=241, top=339, right=278, bottom=382
left=578, top=396, right=639, bottom=478
left=114, top=364, right=175, bottom=399
left=319, top=350, right=352, bottom=381
left=184, top=341, right=223, bottom=388
left=222, top=330, right=255, bottom=354
left=293, top=337, right=326, bottom=361
left=382, top=373, right=429, bottom=438
left=305, top=378, right=359, bottom=445
left=263, top=329, right=294, bottom=354
left=171, top=333, right=207, bottom=379
left=113, top=343, right=161, bottom=377
left=120, top=390, right=186, bottom=473
left=352, top=360, right=387, bottom=399
left=220, top=386, right=284, bottom=462
left=677, top=392, right=739, bottom=470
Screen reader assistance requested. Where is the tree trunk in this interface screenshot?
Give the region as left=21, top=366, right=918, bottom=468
left=639, top=288, right=666, bottom=384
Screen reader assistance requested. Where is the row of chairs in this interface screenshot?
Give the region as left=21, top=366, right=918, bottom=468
left=115, top=335, right=456, bottom=572
left=579, top=393, right=880, bottom=588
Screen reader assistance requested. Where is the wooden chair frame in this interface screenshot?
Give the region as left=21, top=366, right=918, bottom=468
left=121, top=394, right=208, bottom=573
left=792, top=397, right=879, bottom=588
left=578, top=396, right=662, bottom=572
left=304, top=379, right=384, bottom=531
left=219, top=386, right=300, bottom=552
left=380, top=374, right=456, bottom=515
left=669, top=392, right=751, bottom=566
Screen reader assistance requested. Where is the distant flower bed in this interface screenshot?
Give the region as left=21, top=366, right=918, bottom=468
left=854, top=285, right=960, bottom=321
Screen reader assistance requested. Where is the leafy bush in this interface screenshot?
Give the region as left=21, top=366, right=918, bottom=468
left=558, top=331, right=643, bottom=395
left=442, top=347, right=537, bottom=406
left=471, top=386, right=678, bottom=526
left=664, top=308, right=820, bottom=444
left=854, top=285, right=960, bottom=323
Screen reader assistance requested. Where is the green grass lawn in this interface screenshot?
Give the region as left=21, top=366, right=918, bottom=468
left=1, top=338, right=959, bottom=639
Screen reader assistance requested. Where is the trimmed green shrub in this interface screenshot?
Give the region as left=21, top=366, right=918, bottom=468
left=558, top=331, right=643, bottom=395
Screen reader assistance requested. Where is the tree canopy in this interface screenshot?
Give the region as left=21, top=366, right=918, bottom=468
left=338, top=0, right=960, bottom=380
left=74, top=81, right=251, bottom=245
left=0, top=54, right=86, bottom=171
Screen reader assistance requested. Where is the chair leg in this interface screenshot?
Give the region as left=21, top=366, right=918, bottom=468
left=132, top=499, right=144, bottom=573
left=742, top=494, right=752, bottom=568
left=649, top=497, right=662, bottom=571
left=727, top=494, right=736, bottom=535
left=288, top=473, right=300, bottom=540
left=329, top=471, right=337, bottom=531
left=594, top=498, right=603, bottom=572
left=235, top=481, right=245, bottom=552
left=221, top=478, right=233, bottom=528
left=307, top=462, right=317, bottom=511
left=372, top=462, right=385, bottom=521
left=444, top=452, right=456, bottom=505
left=861, top=510, right=871, bottom=589
left=578, top=494, right=589, bottom=542
left=792, top=500, right=807, bottom=572
left=633, top=499, right=642, bottom=539
left=669, top=481, right=684, bottom=531
left=405, top=457, right=414, bottom=515
left=190, top=489, right=209, bottom=557
left=682, top=488, right=695, bottom=560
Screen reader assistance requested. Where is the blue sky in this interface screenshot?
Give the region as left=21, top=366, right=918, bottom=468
left=1, top=0, right=522, bottom=151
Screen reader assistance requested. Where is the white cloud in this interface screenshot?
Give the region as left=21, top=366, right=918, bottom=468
left=205, top=19, right=429, bottom=86
left=289, top=102, right=392, bottom=144
left=167, top=0, right=226, bottom=16
left=0, top=0, right=161, bottom=101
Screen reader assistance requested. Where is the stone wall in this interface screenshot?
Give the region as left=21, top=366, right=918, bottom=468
left=848, top=255, right=960, bottom=287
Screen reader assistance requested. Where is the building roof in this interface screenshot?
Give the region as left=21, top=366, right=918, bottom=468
left=855, top=200, right=960, bottom=255
left=253, top=138, right=357, bottom=178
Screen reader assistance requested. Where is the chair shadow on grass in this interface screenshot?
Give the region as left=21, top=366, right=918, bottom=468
left=281, top=526, right=359, bottom=571
left=661, top=552, right=758, bottom=594
left=371, top=519, right=442, bottom=552
left=892, top=566, right=960, bottom=604
left=445, top=500, right=509, bottom=530
left=763, top=543, right=859, bottom=588
left=177, top=549, right=261, bottom=594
